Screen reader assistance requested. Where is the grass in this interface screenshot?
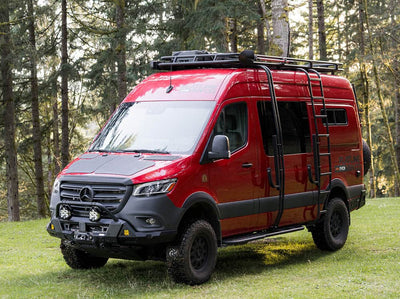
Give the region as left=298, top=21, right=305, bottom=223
left=0, top=198, right=399, bottom=298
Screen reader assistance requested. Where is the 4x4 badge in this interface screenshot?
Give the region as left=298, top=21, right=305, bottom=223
left=79, top=186, right=94, bottom=202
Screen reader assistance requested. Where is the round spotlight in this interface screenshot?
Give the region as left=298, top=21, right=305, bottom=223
left=59, top=205, right=72, bottom=220
left=89, top=207, right=101, bottom=222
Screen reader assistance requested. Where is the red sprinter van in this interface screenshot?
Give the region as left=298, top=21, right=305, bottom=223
left=48, top=50, right=369, bottom=285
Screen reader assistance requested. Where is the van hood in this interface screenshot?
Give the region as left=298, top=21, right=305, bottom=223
left=63, top=152, right=182, bottom=177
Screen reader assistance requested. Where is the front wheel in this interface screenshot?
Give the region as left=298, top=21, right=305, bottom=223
left=167, top=220, right=217, bottom=285
left=60, top=241, right=108, bottom=269
left=311, top=197, right=349, bottom=251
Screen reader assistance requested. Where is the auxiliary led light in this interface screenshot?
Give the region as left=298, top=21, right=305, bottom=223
left=145, top=217, right=157, bottom=225
left=59, top=205, right=72, bottom=220
left=89, top=207, right=101, bottom=222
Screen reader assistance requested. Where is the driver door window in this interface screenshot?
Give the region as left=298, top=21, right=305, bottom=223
left=213, top=102, right=248, bottom=152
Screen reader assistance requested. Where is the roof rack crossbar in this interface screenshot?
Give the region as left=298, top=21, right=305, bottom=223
left=151, top=50, right=343, bottom=74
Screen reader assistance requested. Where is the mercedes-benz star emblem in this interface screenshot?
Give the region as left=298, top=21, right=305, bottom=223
left=79, top=186, right=94, bottom=202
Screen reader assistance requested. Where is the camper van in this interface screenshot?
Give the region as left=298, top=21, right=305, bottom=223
left=48, top=50, right=369, bottom=285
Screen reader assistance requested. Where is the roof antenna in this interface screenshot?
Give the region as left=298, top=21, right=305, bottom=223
left=166, top=65, right=174, bottom=93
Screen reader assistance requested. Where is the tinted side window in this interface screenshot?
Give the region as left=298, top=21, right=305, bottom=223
left=213, top=102, right=248, bottom=152
left=323, top=109, right=348, bottom=125
left=257, top=101, right=311, bottom=155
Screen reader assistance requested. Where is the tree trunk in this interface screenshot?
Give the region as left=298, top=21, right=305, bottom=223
left=61, top=0, right=69, bottom=168
left=316, top=0, right=327, bottom=60
left=388, top=0, right=400, bottom=197
left=0, top=0, right=20, bottom=221
left=256, top=2, right=265, bottom=54
left=259, top=0, right=271, bottom=52
left=229, top=18, right=238, bottom=53
left=28, top=0, right=46, bottom=217
left=358, top=0, right=375, bottom=197
left=363, top=0, right=400, bottom=189
left=115, top=0, right=127, bottom=106
left=271, top=0, right=289, bottom=56
left=308, top=0, right=314, bottom=60
left=395, top=86, right=400, bottom=197
left=53, top=80, right=61, bottom=176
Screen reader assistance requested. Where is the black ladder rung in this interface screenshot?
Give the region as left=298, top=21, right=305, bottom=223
left=315, top=114, right=327, bottom=119
left=312, top=96, right=325, bottom=100
left=317, top=134, right=330, bottom=138
left=310, top=78, right=322, bottom=82
left=320, top=152, right=331, bottom=157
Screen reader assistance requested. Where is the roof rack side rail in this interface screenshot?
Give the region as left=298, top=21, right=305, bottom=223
left=151, top=50, right=343, bottom=74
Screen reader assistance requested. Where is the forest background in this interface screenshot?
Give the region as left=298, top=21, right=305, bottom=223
left=0, top=0, right=399, bottom=221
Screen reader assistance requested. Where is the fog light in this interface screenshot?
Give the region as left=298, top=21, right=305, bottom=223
left=59, top=205, right=72, bottom=220
left=89, top=207, right=101, bottom=222
left=145, top=217, right=157, bottom=225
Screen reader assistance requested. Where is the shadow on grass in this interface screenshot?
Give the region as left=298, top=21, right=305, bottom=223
left=12, top=237, right=335, bottom=295
left=214, top=237, right=330, bottom=281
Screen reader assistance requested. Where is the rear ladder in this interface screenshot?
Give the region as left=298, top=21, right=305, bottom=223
left=299, top=69, right=332, bottom=219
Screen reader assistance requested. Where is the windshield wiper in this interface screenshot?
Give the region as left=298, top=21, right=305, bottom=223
left=128, top=149, right=170, bottom=154
left=88, top=149, right=111, bottom=153
left=89, top=149, right=170, bottom=154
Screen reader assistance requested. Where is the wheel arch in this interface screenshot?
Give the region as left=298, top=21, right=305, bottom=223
left=327, top=179, right=351, bottom=223
left=179, top=192, right=222, bottom=245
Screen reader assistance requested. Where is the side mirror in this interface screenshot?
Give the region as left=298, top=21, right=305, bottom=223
left=208, top=135, right=231, bottom=160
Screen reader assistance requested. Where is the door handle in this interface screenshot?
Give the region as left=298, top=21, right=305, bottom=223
left=242, top=163, right=253, bottom=168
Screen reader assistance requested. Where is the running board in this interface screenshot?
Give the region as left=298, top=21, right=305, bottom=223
left=222, top=226, right=304, bottom=246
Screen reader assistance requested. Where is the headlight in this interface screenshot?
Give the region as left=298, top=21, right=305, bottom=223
left=52, top=177, right=60, bottom=194
left=133, top=179, right=177, bottom=197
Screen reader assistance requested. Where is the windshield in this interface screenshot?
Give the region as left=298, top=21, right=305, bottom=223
left=90, top=101, right=215, bottom=155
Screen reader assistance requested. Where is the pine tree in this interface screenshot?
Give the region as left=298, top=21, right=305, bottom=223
left=1, top=0, right=20, bottom=221
left=27, top=0, right=46, bottom=217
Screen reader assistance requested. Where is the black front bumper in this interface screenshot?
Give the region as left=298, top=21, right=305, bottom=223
left=47, top=217, right=176, bottom=247
left=47, top=192, right=183, bottom=251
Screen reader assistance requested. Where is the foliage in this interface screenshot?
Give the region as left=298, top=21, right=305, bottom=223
left=1, top=0, right=400, bottom=220
left=0, top=198, right=399, bottom=297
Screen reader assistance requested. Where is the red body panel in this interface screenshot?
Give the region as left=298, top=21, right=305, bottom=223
left=61, top=67, right=363, bottom=238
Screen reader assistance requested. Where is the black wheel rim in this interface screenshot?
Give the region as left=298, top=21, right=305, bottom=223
left=190, top=235, right=208, bottom=270
left=330, top=211, right=343, bottom=237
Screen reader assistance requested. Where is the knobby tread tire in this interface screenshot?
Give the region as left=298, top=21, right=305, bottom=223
left=60, top=241, right=108, bottom=269
left=312, top=197, right=349, bottom=251
left=166, top=220, right=217, bottom=285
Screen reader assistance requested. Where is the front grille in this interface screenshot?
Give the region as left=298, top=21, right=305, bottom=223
left=60, top=181, right=132, bottom=215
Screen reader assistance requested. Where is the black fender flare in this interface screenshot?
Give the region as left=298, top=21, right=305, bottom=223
left=180, top=192, right=222, bottom=243
left=326, top=179, right=349, bottom=207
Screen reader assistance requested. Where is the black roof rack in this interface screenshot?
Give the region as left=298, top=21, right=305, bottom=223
left=150, top=50, right=343, bottom=74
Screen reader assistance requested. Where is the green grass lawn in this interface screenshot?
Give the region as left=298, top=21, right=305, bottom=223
left=0, top=198, right=399, bottom=298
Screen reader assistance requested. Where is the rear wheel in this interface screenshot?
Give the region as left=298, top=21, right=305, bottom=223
left=167, top=220, right=217, bottom=285
left=60, top=241, right=108, bottom=269
left=311, top=197, right=349, bottom=251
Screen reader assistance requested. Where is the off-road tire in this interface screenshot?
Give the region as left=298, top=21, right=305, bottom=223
left=60, top=241, right=108, bottom=269
left=311, top=197, right=349, bottom=251
left=166, top=220, right=217, bottom=285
